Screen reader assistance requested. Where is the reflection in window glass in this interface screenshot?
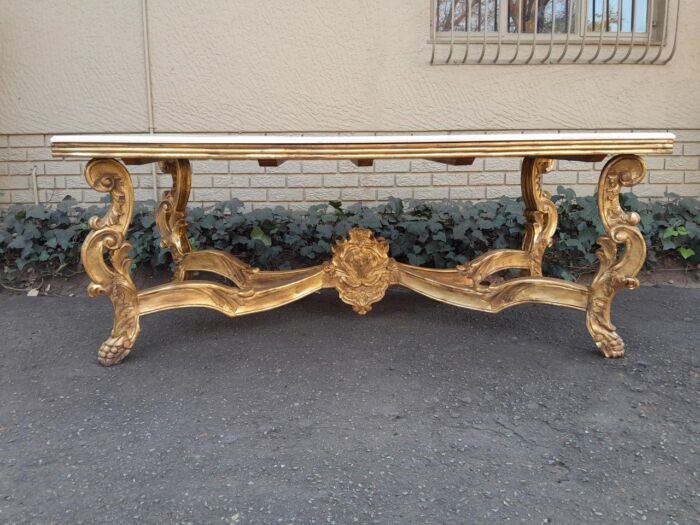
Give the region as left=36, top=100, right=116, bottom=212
left=436, top=0, right=649, bottom=34
left=436, top=0, right=499, bottom=32
left=508, top=0, right=578, bottom=33
left=589, top=0, right=649, bottom=32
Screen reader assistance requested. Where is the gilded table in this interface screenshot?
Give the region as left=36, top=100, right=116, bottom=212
left=50, top=132, right=674, bottom=366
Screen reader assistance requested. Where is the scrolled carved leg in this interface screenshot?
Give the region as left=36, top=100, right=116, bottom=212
left=156, top=159, right=192, bottom=280
left=586, top=155, right=647, bottom=358
left=521, top=157, right=557, bottom=276
left=82, top=159, right=140, bottom=366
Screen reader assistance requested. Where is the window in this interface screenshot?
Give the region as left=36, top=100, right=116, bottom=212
left=431, top=0, right=679, bottom=64
left=588, top=0, right=648, bottom=33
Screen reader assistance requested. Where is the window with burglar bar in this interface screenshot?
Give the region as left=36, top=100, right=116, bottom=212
left=430, top=0, right=679, bottom=64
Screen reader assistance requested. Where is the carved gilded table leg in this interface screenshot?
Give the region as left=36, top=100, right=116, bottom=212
left=586, top=155, right=647, bottom=358
left=520, top=157, right=557, bottom=276
left=81, top=159, right=140, bottom=366
left=155, top=160, right=192, bottom=280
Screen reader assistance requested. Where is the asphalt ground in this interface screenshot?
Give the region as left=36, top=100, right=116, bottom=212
left=0, top=286, right=698, bottom=524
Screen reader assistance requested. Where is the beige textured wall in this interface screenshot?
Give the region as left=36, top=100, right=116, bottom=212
left=0, top=0, right=148, bottom=133
left=2, top=0, right=700, bottom=133
left=1, top=1, right=699, bottom=206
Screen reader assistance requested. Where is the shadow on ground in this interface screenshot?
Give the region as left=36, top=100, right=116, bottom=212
left=0, top=287, right=698, bottom=524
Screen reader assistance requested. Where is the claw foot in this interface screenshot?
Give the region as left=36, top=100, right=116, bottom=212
left=593, top=331, right=626, bottom=359
left=97, top=336, right=134, bottom=366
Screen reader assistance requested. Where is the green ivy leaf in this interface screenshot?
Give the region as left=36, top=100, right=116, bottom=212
left=328, top=201, right=344, bottom=216
left=140, top=214, right=155, bottom=228
left=407, top=253, right=427, bottom=265
left=678, top=246, right=695, bottom=259
left=250, top=225, right=272, bottom=247
left=25, top=206, right=50, bottom=220
left=8, top=236, right=26, bottom=249
left=661, top=237, right=677, bottom=250
left=663, top=227, right=680, bottom=239
left=386, top=197, right=403, bottom=214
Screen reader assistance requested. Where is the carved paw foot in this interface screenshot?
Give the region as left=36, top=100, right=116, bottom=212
left=97, top=336, right=134, bottom=366
left=593, top=331, right=626, bottom=359
left=587, top=294, right=628, bottom=359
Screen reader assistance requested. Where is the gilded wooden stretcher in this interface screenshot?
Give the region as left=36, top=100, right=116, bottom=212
left=50, top=132, right=674, bottom=366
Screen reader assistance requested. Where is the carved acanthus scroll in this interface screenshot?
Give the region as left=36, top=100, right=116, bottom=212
left=325, top=229, right=397, bottom=314
left=586, top=155, right=647, bottom=358
left=156, top=159, right=192, bottom=280
left=81, top=159, right=140, bottom=366
left=521, top=157, right=557, bottom=276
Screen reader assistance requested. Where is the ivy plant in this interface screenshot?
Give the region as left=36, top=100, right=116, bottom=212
left=1, top=188, right=698, bottom=284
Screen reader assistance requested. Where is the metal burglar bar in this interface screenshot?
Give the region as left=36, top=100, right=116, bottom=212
left=430, top=0, right=679, bottom=64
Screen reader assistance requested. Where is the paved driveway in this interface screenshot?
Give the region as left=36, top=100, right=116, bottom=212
left=0, top=286, right=698, bottom=524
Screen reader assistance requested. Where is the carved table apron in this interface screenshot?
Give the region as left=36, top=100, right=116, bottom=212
left=50, top=132, right=674, bottom=366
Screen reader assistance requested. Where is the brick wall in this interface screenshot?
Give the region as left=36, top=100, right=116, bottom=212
left=1, top=131, right=698, bottom=209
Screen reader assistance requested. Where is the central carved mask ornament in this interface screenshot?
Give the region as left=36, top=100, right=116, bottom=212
left=325, top=229, right=396, bottom=315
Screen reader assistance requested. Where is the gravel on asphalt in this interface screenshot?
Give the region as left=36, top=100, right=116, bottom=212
left=0, top=286, right=698, bottom=524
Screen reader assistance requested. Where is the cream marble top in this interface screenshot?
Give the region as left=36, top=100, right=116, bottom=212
left=50, top=132, right=674, bottom=160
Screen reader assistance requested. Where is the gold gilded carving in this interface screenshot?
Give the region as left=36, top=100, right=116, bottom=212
left=177, top=250, right=258, bottom=290
left=66, top=139, right=661, bottom=365
left=521, top=157, right=557, bottom=276
left=156, top=160, right=192, bottom=280
left=586, top=155, right=647, bottom=358
left=397, top=263, right=589, bottom=312
left=81, top=159, right=140, bottom=366
left=137, top=266, right=327, bottom=318
left=325, top=229, right=397, bottom=314
left=457, top=249, right=530, bottom=287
